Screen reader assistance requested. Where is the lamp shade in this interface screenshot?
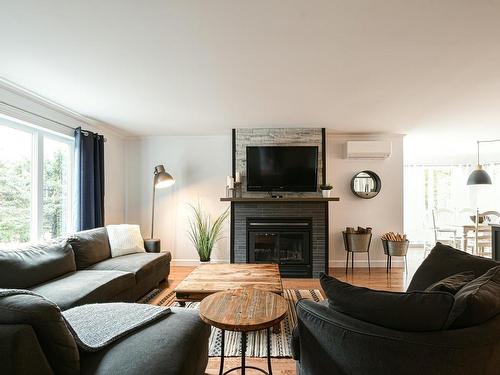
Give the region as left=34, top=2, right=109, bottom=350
left=467, top=165, right=492, bottom=185
left=154, top=165, right=175, bottom=188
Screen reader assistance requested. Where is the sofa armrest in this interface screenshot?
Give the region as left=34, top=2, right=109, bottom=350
left=295, top=299, right=500, bottom=375
left=0, top=324, right=53, bottom=375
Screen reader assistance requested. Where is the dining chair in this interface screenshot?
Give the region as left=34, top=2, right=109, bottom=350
left=432, top=209, right=459, bottom=248
left=474, top=210, right=500, bottom=257
left=458, top=208, right=476, bottom=252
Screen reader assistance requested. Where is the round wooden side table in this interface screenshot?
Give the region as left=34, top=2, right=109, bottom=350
left=199, top=288, right=287, bottom=375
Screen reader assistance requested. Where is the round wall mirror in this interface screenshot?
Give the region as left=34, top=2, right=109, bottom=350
left=351, top=171, right=381, bottom=199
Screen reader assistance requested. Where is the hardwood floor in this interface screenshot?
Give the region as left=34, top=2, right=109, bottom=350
left=163, top=264, right=415, bottom=375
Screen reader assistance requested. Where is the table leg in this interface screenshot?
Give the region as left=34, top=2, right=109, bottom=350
left=241, top=331, right=247, bottom=375
left=267, top=328, right=273, bottom=375
left=219, top=329, right=225, bottom=375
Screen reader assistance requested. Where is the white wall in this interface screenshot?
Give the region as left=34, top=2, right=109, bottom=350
left=124, top=133, right=405, bottom=267
left=125, top=135, right=232, bottom=264
left=0, top=82, right=128, bottom=226
left=327, top=134, right=404, bottom=267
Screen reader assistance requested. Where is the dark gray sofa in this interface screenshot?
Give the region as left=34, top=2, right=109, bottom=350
left=0, top=227, right=171, bottom=309
left=0, top=227, right=211, bottom=375
left=292, top=245, right=500, bottom=375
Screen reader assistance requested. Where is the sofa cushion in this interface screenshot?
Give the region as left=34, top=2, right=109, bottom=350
left=87, top=252, right=171, bottom=282
left=30, top=270, right=135, bottom=310
left=0, top=240, right=76, bottom=288
left=0, top=292, right=79, bottom=374
left=87, top=252, right=171, bottom=300
left=68, top=227, right=111, bottom=270
left=425, top=271, right=476, bottom=294
left=80, top=308, right=210, bottom=375
left=320, top=273, right=455, bottom=331
left=448, top=265, right=500, bottom=328
left=407, top=243, right=499, bottom=292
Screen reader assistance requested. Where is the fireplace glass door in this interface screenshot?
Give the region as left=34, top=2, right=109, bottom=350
left=279, top=233, right=307, bottom=263
left=252, top=232, right=278, bottom=262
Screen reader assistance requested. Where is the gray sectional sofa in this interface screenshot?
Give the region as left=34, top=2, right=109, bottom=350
left=0, top=227, right=211, bottom=375
left=0, top=227, right=171, bottom=309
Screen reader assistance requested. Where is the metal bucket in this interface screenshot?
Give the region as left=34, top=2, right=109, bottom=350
left=343, top=232, right=372, bottom=252
left=382, top=240, right=409, bottom=256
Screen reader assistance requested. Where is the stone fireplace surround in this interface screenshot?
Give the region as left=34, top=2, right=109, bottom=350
left=232, top=201, right=328, bottom=277
left=226, top=128, right=335, bottom=278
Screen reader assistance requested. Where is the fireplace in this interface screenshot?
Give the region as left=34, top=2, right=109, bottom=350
left=247, top=218, right=312, bottom=277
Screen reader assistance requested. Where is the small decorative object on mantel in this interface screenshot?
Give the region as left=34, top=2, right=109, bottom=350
left=226, top=175, right=234, bottom=198
left=381, top=232, right=409, bottom=273
left=187, top=202, right=229, bottom=263
left=320, top=183, right=333, bottom=198
left=234, top=172, right=242, bottom=198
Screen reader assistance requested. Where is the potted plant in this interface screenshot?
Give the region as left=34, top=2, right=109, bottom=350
left=187, top=203, right=229, bottom=262
left=320, top=183, right=333, bottom=198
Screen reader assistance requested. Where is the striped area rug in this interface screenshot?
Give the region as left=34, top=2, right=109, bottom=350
left=139, top=288, right=323, bottom=358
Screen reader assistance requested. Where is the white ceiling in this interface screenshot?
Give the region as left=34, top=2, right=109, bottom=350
left=1, top=1, right=500, bottom=137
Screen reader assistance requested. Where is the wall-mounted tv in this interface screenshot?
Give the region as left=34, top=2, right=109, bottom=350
left=246, top=146, right=318, bottom=192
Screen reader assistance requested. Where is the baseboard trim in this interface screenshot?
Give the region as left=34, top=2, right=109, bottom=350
left=329, top=259, right=404, bottom=268
left=170, top=258, right=403, bottom=268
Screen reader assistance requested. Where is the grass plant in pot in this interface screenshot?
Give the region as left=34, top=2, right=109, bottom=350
left=187, top=203, right=229, bottom=262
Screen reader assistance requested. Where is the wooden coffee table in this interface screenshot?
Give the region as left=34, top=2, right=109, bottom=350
left=174, top=263, right=283, bottom=305
left=199, top=288, right=287, bottom=375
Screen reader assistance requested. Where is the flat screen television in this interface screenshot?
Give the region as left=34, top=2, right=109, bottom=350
left=246, top=146, right=318, bottom=192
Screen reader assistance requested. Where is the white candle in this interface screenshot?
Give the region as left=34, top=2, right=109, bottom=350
left=235, top=172, right=241, bottom=183
left=227, top=176, right=234, bottom=189
left=226, top=176, right=232, bottom=186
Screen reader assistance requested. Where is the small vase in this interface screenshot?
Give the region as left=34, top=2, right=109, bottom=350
left=322, top=190, right=331, bottom=198
left=200, top=258, right=211, bottom=263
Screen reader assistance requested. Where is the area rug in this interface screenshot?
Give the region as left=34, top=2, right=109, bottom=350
left=139, top=288, right=323, bottom=357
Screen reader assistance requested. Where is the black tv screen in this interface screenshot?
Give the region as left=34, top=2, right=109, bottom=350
left=246, top=146, right=318, bottom=192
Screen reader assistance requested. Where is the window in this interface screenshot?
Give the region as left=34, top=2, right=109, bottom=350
left=404, top=163, right=500, bottom=244
left=0, top=118, right=73, bottom=246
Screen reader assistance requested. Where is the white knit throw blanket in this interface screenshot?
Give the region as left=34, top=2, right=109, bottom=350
left=0, top=289, right=170, bottom=352
left=63, top=303, right=171, bottom=351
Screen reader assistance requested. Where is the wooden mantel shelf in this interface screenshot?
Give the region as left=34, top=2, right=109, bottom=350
left=220, top=197, right=340, bottom=202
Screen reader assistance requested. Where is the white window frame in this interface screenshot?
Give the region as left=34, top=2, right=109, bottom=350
left=0, top=115, right=74, bottom=242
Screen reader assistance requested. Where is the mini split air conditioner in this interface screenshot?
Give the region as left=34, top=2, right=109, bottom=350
left=345, top=141, right=392, bottom=159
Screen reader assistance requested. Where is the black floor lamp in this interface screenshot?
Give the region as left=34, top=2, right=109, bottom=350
left=144, top=164, right=175, bottom=253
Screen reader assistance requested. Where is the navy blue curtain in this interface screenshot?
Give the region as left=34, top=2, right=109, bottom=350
left=75, top=127, right=105, bottom=231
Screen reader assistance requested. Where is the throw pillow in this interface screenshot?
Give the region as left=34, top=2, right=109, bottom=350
left=407, top=242, right=498, bottom=291
left=425, top=271, right=475, bottom=294
left=447, top=265, right=500, bottom=328
left=107, top=224, right=145, bottom=257
left=320, top=273, right=455, bottom=331
left=0, top=240, right=76, bottom=288
left=68, top=227, right=111, bottom=269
